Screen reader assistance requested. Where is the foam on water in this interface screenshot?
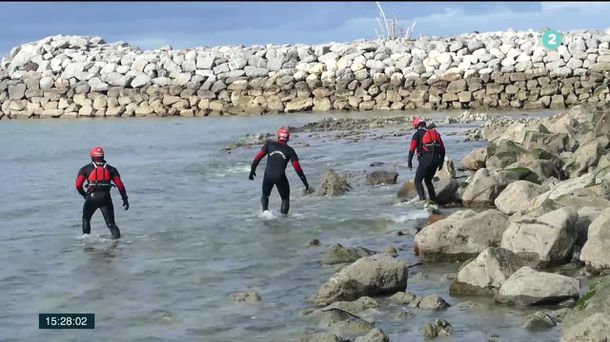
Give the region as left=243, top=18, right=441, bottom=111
left=258, top=210, right=277, bottom=220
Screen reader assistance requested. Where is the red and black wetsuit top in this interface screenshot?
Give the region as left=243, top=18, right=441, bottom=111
left=75, top=160, right=127, bottom=199
left=250, top=140, right=309, bottom=188
left=408, top=128, right=446, bottom=166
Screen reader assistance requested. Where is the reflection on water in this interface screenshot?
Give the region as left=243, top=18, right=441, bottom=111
left=0, top=111, right=561, bottom=341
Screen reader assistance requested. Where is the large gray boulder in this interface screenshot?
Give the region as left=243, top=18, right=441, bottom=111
left=313, top=255, right=408, bottom=305
left=501, top=207, right=578, bottom=267
left=580, top=208, right=610, bottom=273
left=414, top=209, right=510, bottom=262
left=494, top=180, right=546, bottom=215
left=561, top=276, right=610, bottom=342
left=432, top=178, right=459, bottom=205
left=495, top=266, right=580, bottom=306
left=528, top=173, right=597, bottom=210
left=460, top=147, right=488, bottom=171
left=461, top=168, right=519, bottom=207
left=564, top=136, right=609, bottom=178
left=450, top=247, right=524, bottom=296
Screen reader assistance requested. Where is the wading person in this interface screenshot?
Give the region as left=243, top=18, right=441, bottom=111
left=407, top=118, right=445, bottom=207
left=249, top=127, right=310, bottom=215
left=75, top=146, right=129, bottom=239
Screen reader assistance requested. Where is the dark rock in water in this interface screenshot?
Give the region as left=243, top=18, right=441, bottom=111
left=522, top=311, right=557, bottom=330
left=422, top=319, right=453, bottom=338
left=409, top=294, right=451, bottom=311
left=315, top=169, right=352, bottom=197
left=318, top=308, right=375, bottom=338
left=353, top=328, right=389, bottom=342
left=322, top=244, right=375, bottom=265
left=369, top=162, right=385, bottom=167
left=396, top=230, right=406, bottom=236
left=366, top=171, right=399, bottom=185
left=309, top=239, right=321, bottom=247
left=396, top=180, right=417, bottom=200
left=231, top=291, right=261, bottom=304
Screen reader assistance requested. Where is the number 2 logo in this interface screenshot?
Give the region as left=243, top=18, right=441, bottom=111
left=542, top=30, right=563, bottom=50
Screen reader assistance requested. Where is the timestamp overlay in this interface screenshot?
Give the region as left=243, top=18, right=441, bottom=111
left=39, top=313, right=95, bottom=330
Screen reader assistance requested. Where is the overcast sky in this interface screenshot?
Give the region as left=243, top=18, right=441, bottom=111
left=2, top=2, right=610, bottom=58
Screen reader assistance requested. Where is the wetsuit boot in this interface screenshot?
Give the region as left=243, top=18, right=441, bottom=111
left=280, top=198, right=290, bottom=215
left=82, top=219, right=91, bottom=235
left=107, top=224, right=121, bottom=239
left=261, top=194, right=270, bottom=212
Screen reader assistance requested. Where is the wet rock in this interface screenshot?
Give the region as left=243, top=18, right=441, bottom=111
left=501, top=207, right=579, bottom=267
left=322, top=244, right=375, bottom=265
left=315, top=169, right=352, bottom=197
left=522, top=311, right=557, bottom=330
left=353, top=328, right=389, bottom=342
left=365, top=171, right=399, bottom=185
left=387, top=291, right=416, bottom=304
left=231, top=291, right=261, bottom=304
left=422, top=319, right=453, bottom=338
left=495, top=266, right=580, bottom=306
left=461, top=168, right=520, bottom=207
left=414, top=209, right=510, bottom=262
left=396, top=180, right=417, bottom=200
left=450, top=247, right=524, bottom=296
left=323, top=296, right=379, bottom=314
left=369, top=162, right=384, bottom=167
left=494, top=180, right=546, bottom=215
left=396, top=311, right=415, bottom=320
left=409, top=294, right=451, bottom=311
left=461, top=148, right=488, bottom=171
left=298, top=332, right=347, bottom=342
left=426, top=213, right=445, bottom=226
left=384, top=247, right=398, bottom=257
left=314, top=255, right=408, bottom=305
left=580, top=208, right=610, bottom=273
left=319, top=308, right=375, bottom=338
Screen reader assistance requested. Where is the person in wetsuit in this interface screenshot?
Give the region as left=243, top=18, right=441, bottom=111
left=407, top=118, right=445, bottom=205
left=249, top=127, right=310, bottom=215
left=75, top=146, right=129, bottom=239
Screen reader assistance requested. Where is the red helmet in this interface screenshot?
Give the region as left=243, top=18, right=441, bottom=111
left=277, top=127, right=290, bottom=142
left=90, top=146, right=104, bottom=158
left=411, top=117, right=425, bottom=129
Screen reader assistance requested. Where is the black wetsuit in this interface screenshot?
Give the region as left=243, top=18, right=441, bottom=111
left=250, top=140, right=309, bottom=214
left=408, top=127, right=446, bottom=202
left=75, top=160, right=128, bottom=239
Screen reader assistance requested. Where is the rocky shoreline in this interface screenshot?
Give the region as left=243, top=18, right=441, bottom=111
left=247, top=104, right=610, bottom=341
left=2, top=30, right=610, bottom=120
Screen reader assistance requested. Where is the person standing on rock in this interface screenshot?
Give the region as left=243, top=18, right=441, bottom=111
left=75, top=146, right=129, bottom=239
left=249, top=127, right=311, bottom=215
left=408, top=118, right=445, bottom=206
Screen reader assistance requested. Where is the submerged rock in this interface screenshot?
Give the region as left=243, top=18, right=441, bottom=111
left=353, top=328, right=389, bottom=342
left=231, top=291, right=261, bottom=304
left=322, top=244, right=375, bottom=265
left=314, top=255, right=408, bottom=305
left=319, top=308, right=375, bottom=338
left=522, top=311, right=557, bottom=330
left=409, top=294, right=451, bottom=311
left=322, top=296, right=379, bottom=314
left=495, top=266, right=580, bottom=306
left=387, top=291, right=417, bottom=305
left=298, top=332, right=348, bottom=342
left=422, top=319, right=453, bottom=338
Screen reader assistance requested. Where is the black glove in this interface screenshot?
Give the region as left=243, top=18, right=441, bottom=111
left=408, top=163, right=413, bottom=171
left=249, top=171, right=256, bottom=180
left=122, top=196, right=129, bottom=211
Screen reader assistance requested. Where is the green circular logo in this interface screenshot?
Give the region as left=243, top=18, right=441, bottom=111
left=542, top=30, right=563, bottom=50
